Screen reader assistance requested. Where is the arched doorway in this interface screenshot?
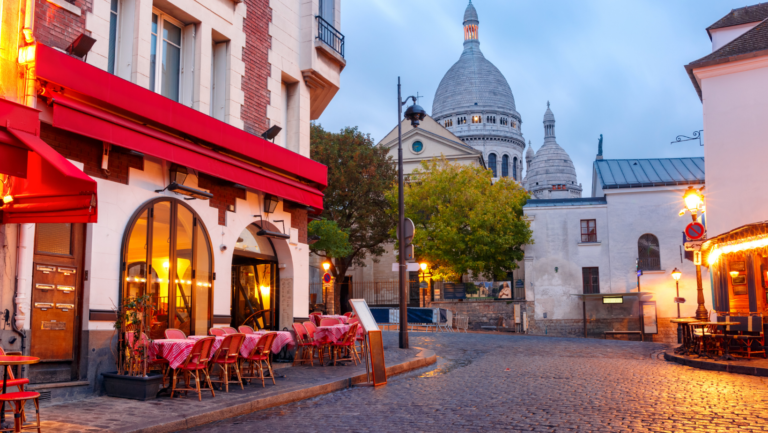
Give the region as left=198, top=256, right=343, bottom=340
left=231, top=224, right=280, bottom=330
left=121, top=198, right=214, bottom=339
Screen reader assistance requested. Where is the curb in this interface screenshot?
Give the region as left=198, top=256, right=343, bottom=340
left=126, top=347, right=437, bottom=433
left=663, top=350, right=768, bottom=377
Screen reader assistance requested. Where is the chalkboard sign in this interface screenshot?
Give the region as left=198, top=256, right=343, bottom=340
left=443, top=283, right=466, bottom=300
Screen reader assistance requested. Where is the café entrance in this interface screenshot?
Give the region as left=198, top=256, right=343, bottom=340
left=231, top=225, right=279, bottom=330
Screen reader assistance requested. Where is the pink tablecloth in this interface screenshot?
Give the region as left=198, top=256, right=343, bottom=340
left=252, top=331, right=295, bottom=354
left=312, top=315, right=349, bottom=325
left=314, top=324, right=362, bottom=344
left=151, top=337, right=223, bottom=369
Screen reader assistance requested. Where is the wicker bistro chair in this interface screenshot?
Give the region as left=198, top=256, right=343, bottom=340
left=303, top=321, right=331, bottom=362
left=209, top=328, right=226, bottom=337
left=170, top=336, right=217, bottom=401
left=221, top=327, right=238, bottom=335
left=209, top=333, right=246, bottom=392
left=331, top=323, right=361, bottom=366
left=691, top=324, right=722, bottom=357
left=292, top=323, right=322, bottom=366
left=242, top=332, right=277, bottom=387
left=238, top=325, right=255, bottom=334
left=0, top=391, right=41, bottom=433
left=0, top=347, right=30, bottom=424
left=722, top=315, right=766, bottom=359
left=348, top=316, right=367, bottom=360
left=309, top=312, right=323, bottom=326
left=127, top=332, right=170, bottom=387
left=319, top=318, right=341, bottom=326
left=164, top=328, right=187, bottom=339
left=343, top=312, right=353, bottom=318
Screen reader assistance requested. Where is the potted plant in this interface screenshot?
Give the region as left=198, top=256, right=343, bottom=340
left=102, top=295, right=165, bottom=400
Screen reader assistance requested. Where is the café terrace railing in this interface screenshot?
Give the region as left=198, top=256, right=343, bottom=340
left=316, top=15, right=345, bottom=58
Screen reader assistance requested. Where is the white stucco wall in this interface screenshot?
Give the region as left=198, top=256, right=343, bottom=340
left=694, top=57, right=768, bottom=237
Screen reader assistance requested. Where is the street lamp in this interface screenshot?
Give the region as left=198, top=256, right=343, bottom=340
left=397, top=77, right=426, bottom=350
left=680, top=186, right=708, bottom=320
left=671, top=268, right=682, bottom=344
left=418, top=262, right=432, bottom=307
left=322, top=261, right=331, bottom=272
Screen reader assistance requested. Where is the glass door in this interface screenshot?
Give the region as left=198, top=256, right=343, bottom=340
left=232, top=261, right=276, bottom=330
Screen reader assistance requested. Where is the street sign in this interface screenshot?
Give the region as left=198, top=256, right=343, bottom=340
left=685, top=222, right=706, bottom=240
left=637, top=270, right=643, bottom=277
left=674, top=297, right=686, bottom=304
left=405, top=244, right=414, bottom=261
left=397, top=218, right=415, bottom=245
left=693, top=251, right=702, bottom=266
left=323, top=272, right=332, bottom=283
left=419, top=281, right=428, bottom=289
left=684, top=240, right=704, bottom=251
left=392, top=263, right=420, bottom=272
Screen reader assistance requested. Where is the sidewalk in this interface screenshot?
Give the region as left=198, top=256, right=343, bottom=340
left=664, top=350, right=768, bottom=376
left=35, top=342, right=436, bottom=433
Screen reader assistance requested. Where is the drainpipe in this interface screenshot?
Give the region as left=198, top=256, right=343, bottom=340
left=12, top=225, right=27, bottom=371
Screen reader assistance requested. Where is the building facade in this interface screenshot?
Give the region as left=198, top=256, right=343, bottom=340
left=0, top=0, right=345, bottom=398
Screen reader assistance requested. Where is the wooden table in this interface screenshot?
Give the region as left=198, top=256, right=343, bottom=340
left=670, top=318, right=700, bottom=355
left=0, top=356, right=39, bottom=430
left=714, top=322, right=739, bottom=361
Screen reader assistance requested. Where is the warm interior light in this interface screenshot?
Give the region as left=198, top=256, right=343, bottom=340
left=707, top=234, right=768, bottom=265
left=18, top=44, right=36, bottom=64
left=730, top=271, right=740, bottom=278
left=163, top=261, right=170, bottom=268
left=260, top=285, right=271, bottom=296
left=671, top=268, right=682, bottom=281
left=322, top=261, right=331, bottom=271
left=2, top=195, right=12, bottom=204
left=683, top=187, right=703, bottom=213
left=420, top=262, right=428, bottom=272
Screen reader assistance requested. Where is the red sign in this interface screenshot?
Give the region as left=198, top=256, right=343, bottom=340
left=685, top=222, right=706, bottom=240
left=323, top=273, right=332, bottom=283
left=674, top=297, right=686, bottom=304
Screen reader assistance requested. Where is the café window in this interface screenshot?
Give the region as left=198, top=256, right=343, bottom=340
left=122, top=198, right=213, bottom=339
left=580, top=219, right=597, bottom=243
left=582, top=267, right=600, bottom=294
left=638, top=233, right=661, bottom=271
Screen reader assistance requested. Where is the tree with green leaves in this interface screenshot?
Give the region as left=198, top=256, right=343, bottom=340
left=309, top=124, right=397, bottom=312
left=388, top=157, right=532, bottom=282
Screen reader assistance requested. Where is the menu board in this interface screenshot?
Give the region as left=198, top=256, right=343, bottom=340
left=349, top=299, right=379, bottom=333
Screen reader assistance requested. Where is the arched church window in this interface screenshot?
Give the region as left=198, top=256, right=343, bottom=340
left=122, top=198, right=214, bottom=339
left=513, top=157, right=518, bottom=180
left=502, top=155, right=509, bottom=177
left=489, top=153, right=497, bottom=177
left=638, top=234, right=661, bottom=271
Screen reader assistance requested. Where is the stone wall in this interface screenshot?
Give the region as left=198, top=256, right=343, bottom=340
left=429, top=300, right=532, bottom=331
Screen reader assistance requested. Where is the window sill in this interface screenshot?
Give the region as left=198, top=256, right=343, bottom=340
left=640, top=269, right=666, bottom=274
left=47, top=0, right=82, bottom=16
left=578, top=242, right=601, bottom=246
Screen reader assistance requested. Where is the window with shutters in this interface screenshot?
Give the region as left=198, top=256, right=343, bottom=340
left=580, top=219, right=597, bottom=243
left=582, top=267, right=600, bottom=294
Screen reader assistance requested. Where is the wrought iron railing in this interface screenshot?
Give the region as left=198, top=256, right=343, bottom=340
left=638, top=257, right=661, bottom=271
left=316, top=15, right=344, bottom=58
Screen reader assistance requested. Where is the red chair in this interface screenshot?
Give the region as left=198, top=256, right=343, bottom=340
left=209, top=328, right=226, bottom=336
left=170, top=336, right=216, bottom=401
left=292, top=323, right=321, bottom=366
left=238, top=325, right=255, bottom=334
left=320, top=318, right=341, bottom=326
left=309, top=312, right=323, bottom=325
left=210, top=334, right=246, bottom=392
left=221, top=327, right=238, bottom=335
left=332, top=323, right=360, bottom=366
left=0, top=348, right=29, bottom=424
left=242, top=332, right=277, bottom=387
left=0, top=391, right=41, bottom=433
left=164, top=328, right=187, bottom=339
left=304, top=321, right=330, bottom=362
left=127, top=332, right=170, bottom=387
left=348, top=317, right=366, bottom=360
left=343, top=312, right=353, bottom=318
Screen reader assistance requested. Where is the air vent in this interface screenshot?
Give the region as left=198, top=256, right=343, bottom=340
left=37, top=390, right=52, bottom=402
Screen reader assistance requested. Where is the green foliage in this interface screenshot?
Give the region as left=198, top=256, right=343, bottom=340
left=308, top=219, right=353, bottom=258
left=387, top=157, right=533, bottom=281
left=464, top=282, right=478, bottom=295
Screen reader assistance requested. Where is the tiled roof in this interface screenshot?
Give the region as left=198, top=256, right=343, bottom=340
left=524, top=197, right=606, bottom=208
left=686, top=18, right=768, bottom=99
left=594, top=157, right=705, bottom=189
left=707, top=4, right=768, bottom=34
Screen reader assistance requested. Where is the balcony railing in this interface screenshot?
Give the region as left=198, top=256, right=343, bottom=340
left=316, top=15, right=345, bottom=58
left=638, top=257, right=661, bottom=271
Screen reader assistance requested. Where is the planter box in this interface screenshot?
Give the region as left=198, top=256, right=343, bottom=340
left=102, top=372, right=163, bottom=401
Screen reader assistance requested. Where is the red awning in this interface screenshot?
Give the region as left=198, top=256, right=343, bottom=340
left=0, top=99, right=98, bottom=224
left=51, top=97, right=324, bottom=209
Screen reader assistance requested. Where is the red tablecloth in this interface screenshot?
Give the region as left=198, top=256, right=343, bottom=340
left=314, top=324, right=361, bottom=344
left=152, top=337, right=223, bottom=369
left=312, top=315, right=349, bottom=326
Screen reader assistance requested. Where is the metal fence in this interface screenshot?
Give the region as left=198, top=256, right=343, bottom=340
left=316, top=16, right=344, bottom=57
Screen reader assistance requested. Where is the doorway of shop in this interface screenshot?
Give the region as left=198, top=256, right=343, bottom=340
left=231, top=225, right=280, bottom=330
left=339, top=276, right=352, bottom=314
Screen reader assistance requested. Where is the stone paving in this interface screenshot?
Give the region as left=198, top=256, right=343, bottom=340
left=180, top=332, right=768, bottom=432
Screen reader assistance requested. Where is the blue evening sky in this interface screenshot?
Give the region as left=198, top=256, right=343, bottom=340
left=316, top=0, right=748, bottom=186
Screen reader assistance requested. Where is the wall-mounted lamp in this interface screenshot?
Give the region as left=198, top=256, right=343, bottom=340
left=264, top=194, right=279, bottom=214
left=169, top=164, right=188, bottom=185
left=18, top=44, right=36, bottom=64
left=66, top=33, right=97, bottom=60
left=308, top=235, right=320, bottom=245
left=156, top=164, right=213, bottom=200
left=261, top=125, right=282, bottom=142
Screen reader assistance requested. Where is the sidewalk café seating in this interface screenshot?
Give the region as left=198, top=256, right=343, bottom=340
left=303, top=321, right=330, bottom=362
left=238, top=325, right=255, bottom=334
left=721, top=315, right=766, bottom=359
left=309, top=312, right=323, bottom=325
left=332, top=323, right=360, bottom=366
left=242, top=332, right=277, bottom=387
left=0, top=348, right=29, bottom=424
left=348, top=316, right=367, bottom=360
left=209, top=333, right=246, bottom=392
left=126, top=332, right=170, bottom=387
left=164, top=328, right=187, bottom=339
left=221, top=327, right=238, bottom=335
left=0, top=391, right=41, bottom=433
left=319, top=318, right=341, bottom=326
left=209, top=328, right=226, bottom=337
left=170, top=336, right=216, bottom=401
left=292, top=323, right=321, bottom=366
left=691, top=323, right=722, bottom=357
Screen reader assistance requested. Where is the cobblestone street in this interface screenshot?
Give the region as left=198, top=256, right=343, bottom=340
left=180, top=332, right=768, bottom=432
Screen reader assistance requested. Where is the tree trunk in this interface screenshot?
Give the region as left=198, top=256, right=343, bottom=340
left=330, top=258, right=349, bottom=315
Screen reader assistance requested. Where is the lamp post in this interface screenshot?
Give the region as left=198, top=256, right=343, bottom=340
left=419, top=262, right=432, bottom=306
left=322, top=260, right=331, bottom=312
left=671, top=267, right=682, bottom=343
left=681, top=186, right=708, bottom=320
left=397, top=77, right=426, bottom=349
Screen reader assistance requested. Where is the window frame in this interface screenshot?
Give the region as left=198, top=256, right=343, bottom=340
left=580, top=219, right=597, bottom=243
left=119, top=198, right=214, bottom=337
left=488, top=153, right=498, bottom=177
left=501, top=154, right=509, bottom=177
left=582, top=267, right=600, bottom=294
left=150, top=8, right=185, bottom=102
left=638, top=233, right=661, bottom=271
left=108, top=0, right=120, bottom=74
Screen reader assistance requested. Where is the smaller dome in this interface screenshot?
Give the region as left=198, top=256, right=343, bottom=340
left=525, top=141, right=534, bottom=159
left=543, top=101, right=555, bottom=122
left=464, top=1, right=479, bottom=24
